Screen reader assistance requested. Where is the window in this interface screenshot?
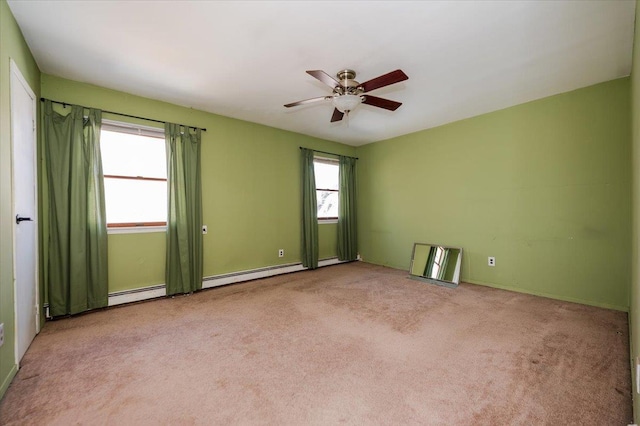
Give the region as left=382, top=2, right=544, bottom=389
left=100, top=121, right=166, bottom=227
left=314, top=157, right=339, bottom=220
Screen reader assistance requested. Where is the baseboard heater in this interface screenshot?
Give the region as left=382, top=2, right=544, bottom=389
left=110, top=257, right=349, bottom=306
left=44, top=257, right=351, bottom=317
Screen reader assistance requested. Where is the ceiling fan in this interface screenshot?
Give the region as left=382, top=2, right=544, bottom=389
left=284, top=69, right=409, bottom=122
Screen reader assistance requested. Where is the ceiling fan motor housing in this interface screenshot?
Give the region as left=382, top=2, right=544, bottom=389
left=335, top=69, right=364, bottom=96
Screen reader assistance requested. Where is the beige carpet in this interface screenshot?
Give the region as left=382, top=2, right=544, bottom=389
left=0, top=262, right=632, bottom=425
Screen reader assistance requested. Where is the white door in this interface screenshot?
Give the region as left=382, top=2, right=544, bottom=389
left=10, top=59, right=39, bottom=364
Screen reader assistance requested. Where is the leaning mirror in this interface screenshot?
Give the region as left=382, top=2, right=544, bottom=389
left=409, top=243, right=462, bottom=288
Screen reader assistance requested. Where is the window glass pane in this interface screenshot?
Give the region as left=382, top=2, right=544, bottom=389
left=314, top=161, right=338, bottom=190
left=101, top=130, right=166, bottom=178
left=104, top=178, right=167, bottom=224
left=317, top=190, right=338, bottom=218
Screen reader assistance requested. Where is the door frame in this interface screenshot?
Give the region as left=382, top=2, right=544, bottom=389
left=10, top=58, right=40, bottom=366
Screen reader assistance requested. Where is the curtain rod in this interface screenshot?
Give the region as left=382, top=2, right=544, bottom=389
left=40, top=98, right=207, bottom=132
left=299, top=147, right=358, bottom=160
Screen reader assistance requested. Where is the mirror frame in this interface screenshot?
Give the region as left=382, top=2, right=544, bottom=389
left=409, top=242, right=463, bottom=288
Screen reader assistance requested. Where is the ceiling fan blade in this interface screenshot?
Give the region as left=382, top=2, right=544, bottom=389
left=284, top=96, right=331, bottom=108
left=362, top=95, right=402, bottom=111
left=360, top=69, right=408, bottom=93
left=331, top=108, right=344, bottom=122
left=307, top=70, right=340, bottom=89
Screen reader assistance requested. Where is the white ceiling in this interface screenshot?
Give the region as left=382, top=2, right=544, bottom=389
left=8, top=1, right=636, bottom=146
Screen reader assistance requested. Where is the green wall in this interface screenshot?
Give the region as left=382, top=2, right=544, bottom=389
left=2, top=0, right=637, bottom=414
left=0, top=0, right=41, bottom=399
left=630, top=0, right=640, bottom=421
left=40, top=74, right=354, bottom=294
left=357, top=78, right=631, bottom=311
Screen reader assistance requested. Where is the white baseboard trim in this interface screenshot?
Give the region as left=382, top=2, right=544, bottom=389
left=106, top=257, right=352, bottom=307
left=202, top=257, right=347, bottom=289
left=108, top=284, right=166, bottom=307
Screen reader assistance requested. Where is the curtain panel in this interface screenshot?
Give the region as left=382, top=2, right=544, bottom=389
left=301, top=148, right=318, bottom=269
left=43, top=100, right=108, bottom=316
left=165, top=123, right=203, bottom=295
left=338, top=156, right=358, bottom=261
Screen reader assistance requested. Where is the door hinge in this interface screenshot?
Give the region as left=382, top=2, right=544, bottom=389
left=32, top=120, right=35, bottom=131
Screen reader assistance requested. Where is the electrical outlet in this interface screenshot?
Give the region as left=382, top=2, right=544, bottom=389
left=0, top=323, right=4, bottom=348
left=202, top=225, right=208, bottom=235
left=488, top=256, right=496, bottom=267
left=278, top=249, right=284, bottom=258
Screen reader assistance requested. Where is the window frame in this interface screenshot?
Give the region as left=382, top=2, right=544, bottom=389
left=100, top=119, right=167, bottom=231
left=314, top=156, right=339, bottom=223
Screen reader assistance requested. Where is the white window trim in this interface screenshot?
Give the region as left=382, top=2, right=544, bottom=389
left=102, top=119, right=167, bottom=231
left=319, top=218, right=338, bottom=225
left=314, top=155, right=339, bottom=222
left=314, top=155, right=339, bottom=164
left=107, top=225, right=166, bottom=235
left=102, top=118, right=164, bottom=137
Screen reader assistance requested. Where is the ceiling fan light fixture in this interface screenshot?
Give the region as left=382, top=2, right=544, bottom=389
left=333, top=94, right=362, bottom=113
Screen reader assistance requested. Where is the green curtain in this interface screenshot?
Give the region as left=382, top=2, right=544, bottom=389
left=165, top=123, right=202, bottom=295
left=338, top=156, right=358, bottom=261
left=301, top=148, right=318, bottom=269
left=43, top=100, right=108, bottom=316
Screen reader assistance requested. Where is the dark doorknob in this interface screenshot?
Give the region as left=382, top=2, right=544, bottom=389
left=16, top=215, right=33, bottom=224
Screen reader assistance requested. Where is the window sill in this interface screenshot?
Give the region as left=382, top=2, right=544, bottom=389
left=318, top=219, right=338, bottom=225
left=108, top=225, right=166, bottom=235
